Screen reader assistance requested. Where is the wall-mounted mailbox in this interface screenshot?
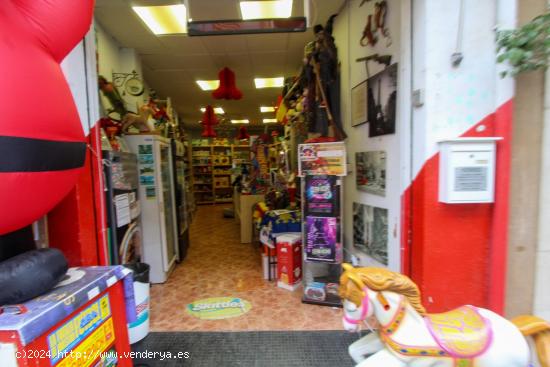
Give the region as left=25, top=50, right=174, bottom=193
left=438, top=137, right=502, bottom=204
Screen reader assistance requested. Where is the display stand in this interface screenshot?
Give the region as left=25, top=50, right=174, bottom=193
left=298, top=142, right=347, bottom=307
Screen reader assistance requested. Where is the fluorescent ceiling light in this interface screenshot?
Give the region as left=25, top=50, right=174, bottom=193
left=200, top=107, right=225, bottom=114
left=196, top=80, right=220, bottom=91
left=260, top=106, right=276, bottom=113
left=263, top=118, right=277, bottom=123
left=240, top=0, right=293, bottom=20
left=254, top=77, right=284, bottom=89
left=231, top=119, right=250, bottom=124
left=132, top=5, right=187, bottom=35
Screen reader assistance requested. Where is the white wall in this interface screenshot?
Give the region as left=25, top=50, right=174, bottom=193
left=411, top=0, right=514, bottom=177
left=95, top=21, right=148, bottom=115
left=61, top=28, right=100, bottom=135
left=333, top=0, right=411, bottom=271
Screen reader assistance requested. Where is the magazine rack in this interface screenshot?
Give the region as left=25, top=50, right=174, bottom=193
left=298, top=142, right=347, bottom=307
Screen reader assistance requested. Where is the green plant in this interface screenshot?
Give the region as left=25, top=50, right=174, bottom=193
left=496, top=12, right=550, bottom=77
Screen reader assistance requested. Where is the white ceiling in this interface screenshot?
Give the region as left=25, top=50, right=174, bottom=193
left=94, top=0, right=345, bottom=130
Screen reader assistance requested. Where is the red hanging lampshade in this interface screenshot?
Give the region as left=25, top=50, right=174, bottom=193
left=212, top=67, right=243, bottom=100
left=236, top=126, right=250, bottom=141
left=200, top=105, right=219, bottom=138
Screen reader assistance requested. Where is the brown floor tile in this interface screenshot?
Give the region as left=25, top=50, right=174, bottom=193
left=149, top=205, right=343, bottom=332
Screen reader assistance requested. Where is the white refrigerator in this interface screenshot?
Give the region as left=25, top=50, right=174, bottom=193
left=125, top=135, right=178, bottom=283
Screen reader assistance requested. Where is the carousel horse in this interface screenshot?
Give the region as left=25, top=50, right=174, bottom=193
left=340, top=264, right=550, bottom=367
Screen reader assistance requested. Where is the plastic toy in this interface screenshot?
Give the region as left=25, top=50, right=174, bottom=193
left=340, top=264, right=550, bottom=367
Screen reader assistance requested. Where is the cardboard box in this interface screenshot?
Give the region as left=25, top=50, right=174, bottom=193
left=276, top=233, right=302, bottom=291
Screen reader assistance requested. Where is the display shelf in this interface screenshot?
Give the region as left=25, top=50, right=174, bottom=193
left=300, top=143, right=346, bottom=308
left=191, top=143, right=251, bottom=205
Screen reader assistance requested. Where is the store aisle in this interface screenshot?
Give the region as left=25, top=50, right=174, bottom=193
left=149, top=205, right=342, bottom=331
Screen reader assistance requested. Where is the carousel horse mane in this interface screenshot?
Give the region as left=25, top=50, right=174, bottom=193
left=340, top=267, right=427, bottom=316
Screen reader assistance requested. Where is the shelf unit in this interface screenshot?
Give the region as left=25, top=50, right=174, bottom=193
left=191, top=143, right=251, bottom=204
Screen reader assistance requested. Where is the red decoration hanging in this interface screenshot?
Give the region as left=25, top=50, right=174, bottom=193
left=212, top=67, right=243, bottom=100
left=200, top=105, right=219, bottom=138
left=236, top=126, right=250, bottom=141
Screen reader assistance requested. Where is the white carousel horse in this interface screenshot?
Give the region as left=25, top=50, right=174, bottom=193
left=340, top=264, right=550, bottom=367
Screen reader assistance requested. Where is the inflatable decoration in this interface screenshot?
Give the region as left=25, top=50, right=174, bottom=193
left=212, top=67, right=243, bottom=100
left=200, top=105, right=219, bottom=138
left=0, top=0, right=94, bottom=303
left=340, top=265, right=550, bottom=367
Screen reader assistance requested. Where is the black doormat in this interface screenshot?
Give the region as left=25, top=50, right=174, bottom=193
left=131, top=331, right=359, bottom=367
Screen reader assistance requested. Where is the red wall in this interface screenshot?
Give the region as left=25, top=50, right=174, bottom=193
left=404, top=100, right=512, bottom=314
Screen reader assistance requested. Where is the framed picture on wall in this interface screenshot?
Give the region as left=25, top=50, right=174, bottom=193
left=355, top=151, right=386, bottom=196
left=351, top=80, right=368, bottom=127
left=368, top=63, right=398, bottom=137
left=353, top=202, right=389, bottom=265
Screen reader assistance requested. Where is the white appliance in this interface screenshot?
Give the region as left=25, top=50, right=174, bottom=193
left=125, top=135, right=178, bottom=283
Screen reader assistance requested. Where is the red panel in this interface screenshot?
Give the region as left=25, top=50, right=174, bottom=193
left=405, top=101, right=512, bottom=313
left=48, top=137, right=99, bottom=266
left=489, top=100, right=513, bottom=314
left=90, top=124, right=109, bottom=266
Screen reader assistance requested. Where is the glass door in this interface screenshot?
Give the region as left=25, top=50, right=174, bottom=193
left=159, top=143, right=176, bottom=268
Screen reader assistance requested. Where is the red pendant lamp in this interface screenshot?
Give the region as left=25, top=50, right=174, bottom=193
left=236, top=126, right=250, bottom=141
left=200, top=105, right=218, bottom=138
left=212, top=67, right=243, bottom=100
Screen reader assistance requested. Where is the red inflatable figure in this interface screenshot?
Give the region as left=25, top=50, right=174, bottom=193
left=0, top=0, right=94, bottom=234
left=0, top=0, right=94, bottom=304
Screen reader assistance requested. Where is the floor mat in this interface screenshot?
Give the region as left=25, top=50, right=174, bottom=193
left=132, top=331, right=359, bottom=367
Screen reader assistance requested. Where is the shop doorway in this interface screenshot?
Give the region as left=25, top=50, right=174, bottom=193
left=93, top=0, right=414, bottom=335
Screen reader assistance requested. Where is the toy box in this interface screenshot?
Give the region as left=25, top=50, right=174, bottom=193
left=0, top=266, right=136, bottom=367
left=276, top=233, right=302, bottom=291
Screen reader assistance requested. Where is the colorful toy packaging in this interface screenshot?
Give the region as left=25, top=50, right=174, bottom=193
left=276, top=234, right=302, bottom=291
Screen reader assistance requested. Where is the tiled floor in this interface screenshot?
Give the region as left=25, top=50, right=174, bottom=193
left=149, top=205, right=343, bottom=331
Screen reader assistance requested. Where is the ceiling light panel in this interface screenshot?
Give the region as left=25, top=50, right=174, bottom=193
left=260, top=106, right=276, bottom=113
left=263, top=118, right=277, bottom=123
left=231, top=119, right=250, bottom=124
left=132, top=5, right=187, bottom=35
left=196, top=80, right=220, bottom=91
left=240, top=0, right=293, bottom=20
left=254, top=77, right=284, bottom=89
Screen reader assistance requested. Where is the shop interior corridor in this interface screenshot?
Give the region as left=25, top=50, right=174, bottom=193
left=149, top=205, right=342, bottom=332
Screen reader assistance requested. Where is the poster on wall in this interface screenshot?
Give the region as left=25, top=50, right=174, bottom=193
left=305, top=175, right=338, bottom=216
left=355, top=151, right=386, bottom=196
left=351, top=80, right=368, bottom=127
left=298, top=142, right=346, bottom=176
left=305, top=216, right=338, bottom=263
left=368, top=63, right=398, bottom=137
left=353, top=202, right=388, bottom=265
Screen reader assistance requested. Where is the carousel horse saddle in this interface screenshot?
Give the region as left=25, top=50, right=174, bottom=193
left=425, top=305, right=492, bottom=358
